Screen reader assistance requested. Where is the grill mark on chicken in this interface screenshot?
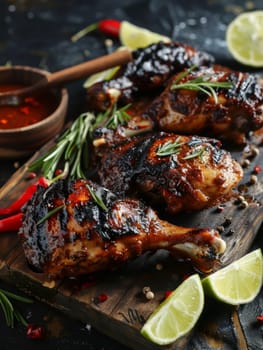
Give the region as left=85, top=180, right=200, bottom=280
left=19, top=179, right=226, bottom=278
left=143, top=65, right=263, bottom=144
left=96, top=132, right=243, bottom=214
left=86, top=41, right=214, bottom=111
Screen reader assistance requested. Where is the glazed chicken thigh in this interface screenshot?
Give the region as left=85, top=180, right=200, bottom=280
left=19, top=179, right=226, bottom=279
left=141, top=65, right=263, bottom=144
left=86, top=41, right=214, bottom=111
left=95, top=132, right=243, bottom=214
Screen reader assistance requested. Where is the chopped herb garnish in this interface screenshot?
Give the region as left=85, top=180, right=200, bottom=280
left=156, top=137, right=185, bottom=157
left=183, top=147, right=207, bottom=160
left=171, top=66, right=233, bottom=104
left=86, top=184, right=108, bottom=211
left=37, top=204, right=64, bottom=225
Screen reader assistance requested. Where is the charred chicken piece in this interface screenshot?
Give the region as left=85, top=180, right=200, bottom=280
left=86, top=41, right=214, bottom=111
left=19, top=179, right=226, bottom=279
left=96, top=132, right=243, bottom=214
left=143, top=65, right=263, bottom=144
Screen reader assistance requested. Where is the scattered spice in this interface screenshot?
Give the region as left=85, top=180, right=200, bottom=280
left=253, top=165, right=262, bottom=174
left=145, top=291, right=155, bottom=300
left=250, top=174, right=258, bottom=185
left=155, top=263, right=163, bottom=271
left=241, top=159, right=250, bottom=168
left=26, top=324, right=45, bottom=339
left=239, top=200, right=249, bottom=209
left=216, top=225, right=225, bottom=233
left=93, top=293, right=108, bottom=304
left=142, top=286, right=151, bottom=294
left=216, top=205, right=225, bottom=212
left=223, top=217, right=232, bottom=227
left=27, top=172, right=37, bottom=180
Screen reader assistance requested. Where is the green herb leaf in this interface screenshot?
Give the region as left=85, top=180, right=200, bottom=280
left=86, top=184, right=108, bottom=211
left=156, top=137, right=185, bottom=157
left=0, top=288, right=31, bottom=328
left=183, top=147, right=206, bottom=160
left=37, top=204, right=64, bottom=226
left=28, top=105, right=132, bottom=182
left=171, top=66, right=233, bottom=104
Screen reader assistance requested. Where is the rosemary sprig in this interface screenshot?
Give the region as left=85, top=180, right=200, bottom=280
left=93, top=103, right=131, bottom=130
left=183, top=147, right=207, bottom=160
left=0, top=288, right=33, bottom=328
left=86, top=184, right=108, bottom=211
left=28, top=105, right=132, bottom=181
left=37, top=205, right=65, bottom=226
left=156, top=137, right=185, bottom=156
left=171, top=66, right=233, bottom=104
left=29, top=112, right=95, bottom=180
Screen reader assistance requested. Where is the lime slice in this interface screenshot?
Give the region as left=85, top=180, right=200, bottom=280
left=202, top=249, right=263, bottom=305
left=83, top=65, right=120, bottom=88
left=226, top=11, right=263, bottom=67
left=119, top=20, right=170, bottom=50
left=141, top=274, right=204, bottom=345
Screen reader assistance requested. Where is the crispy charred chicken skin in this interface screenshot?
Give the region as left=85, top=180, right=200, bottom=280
left=86, top=41, right=214, bottom=111
left=95, top=132, right=243, bottom=214
left=19, top=179, right=226, bottom=279
left=141, top=65, right=263, bottom=144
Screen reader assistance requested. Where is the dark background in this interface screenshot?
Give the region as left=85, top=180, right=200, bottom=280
left=0, top=1, right=263, bottom=349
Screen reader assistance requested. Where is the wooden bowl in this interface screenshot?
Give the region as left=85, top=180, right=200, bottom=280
left=0, top=66, right=68, bottom=158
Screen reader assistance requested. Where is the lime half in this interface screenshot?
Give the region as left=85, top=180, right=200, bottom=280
left=141, top=274, right=204, bottom=345
left=120, top=21, right=170, bottom=50
left=226, top=11, right=263, bottom=67
left=202, top=248, right=263, bottom=305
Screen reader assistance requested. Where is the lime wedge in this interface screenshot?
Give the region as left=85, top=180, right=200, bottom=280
left=202, top=249, right=263, bottom=305
left=83, top=65, right=120, bottom=88
left=119, top=20, right=170, bottom=50
left=226, top=11, right=263, bottom=67
left=141, top=274, right=204, bottom=345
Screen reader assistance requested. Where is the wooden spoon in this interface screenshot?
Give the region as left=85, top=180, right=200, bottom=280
left=0, top=49, right=132, bottom=106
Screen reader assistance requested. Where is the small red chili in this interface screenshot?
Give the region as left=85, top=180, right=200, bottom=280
left=0, top=177, right=49, bottom=216
left=256, top=315, right=263, bottom=324
left=253, top=165, right=262, bottom=174
left=0, top=212, right=23, bottom=232
left=71, top=19, right=121, bottom=42
left=26, top=324, right=45, bottom=339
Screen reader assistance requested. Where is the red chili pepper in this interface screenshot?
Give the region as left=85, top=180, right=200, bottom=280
left=98, top=19, right=121, bottom=36
left=0, top=177, right=49, bottom=216
left=26, top=324, right=45, bottom=339
left=0, top=212, right=23, bottom=232
left=256, top=315, right=263, bottom=324
left=71, top=19, right=121, bottom=42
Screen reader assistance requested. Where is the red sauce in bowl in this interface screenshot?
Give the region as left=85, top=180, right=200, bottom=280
left=0, top=84, right=58, bottom=129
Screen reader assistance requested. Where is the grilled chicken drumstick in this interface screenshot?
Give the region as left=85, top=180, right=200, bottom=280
left=142, top=65, right=263, bottom=144
left=19, top=179, right=226, bottom=279
left=86, top=41, right=214, bottom=111
left=95, top=131, right=243, bottom=215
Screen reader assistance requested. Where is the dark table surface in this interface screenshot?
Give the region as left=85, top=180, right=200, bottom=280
left=1, top=1, right=263, bottom=349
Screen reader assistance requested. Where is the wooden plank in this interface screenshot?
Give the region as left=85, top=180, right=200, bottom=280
left=0, top=134, right=263, bottom=349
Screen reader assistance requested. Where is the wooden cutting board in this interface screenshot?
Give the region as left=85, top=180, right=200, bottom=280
left=0, top=135, right=263, bottom=350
